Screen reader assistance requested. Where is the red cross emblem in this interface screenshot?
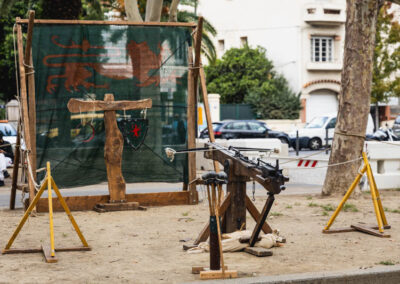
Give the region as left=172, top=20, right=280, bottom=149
left=131, top=124, right=141, bottom=137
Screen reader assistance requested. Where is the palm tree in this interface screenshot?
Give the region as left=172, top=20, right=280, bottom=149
left=177, top=10, right=216, bottom=63
left=116, top=0, right=217, bottom=63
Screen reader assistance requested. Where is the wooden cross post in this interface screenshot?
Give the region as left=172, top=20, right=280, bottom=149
left=67, top=94, right=152, bottom=211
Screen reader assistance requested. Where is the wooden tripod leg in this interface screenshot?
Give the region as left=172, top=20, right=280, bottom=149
left=46, top=162, right=55, bottom=257
left=323, top=164, right=367, bottom=231
left=3, top=179, right=46, bottom=251
left=365, top=165, right=384, bottom=232
left=368, top=165, right=388, bottom=226
left=245, top=195, right=272, bottom=234
left=51, top=178, right=90, bottom=247
left=249, top=193, right=275, bottom=247
left=193, top=192, right=231, bottom=245
left=10, top=119, right=22, bottom=210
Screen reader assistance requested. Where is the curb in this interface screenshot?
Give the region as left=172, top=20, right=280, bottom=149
left=188, top=265, right=400, bottom=283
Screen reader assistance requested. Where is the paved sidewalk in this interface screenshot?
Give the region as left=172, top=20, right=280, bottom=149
left=189, top=265, right=400, bottom=284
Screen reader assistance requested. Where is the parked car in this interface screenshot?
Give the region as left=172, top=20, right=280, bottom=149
left=392, top=115, right=400, bottom=136
left=0, top=121, right=17, bottom=150
left=289, top=114, right=374, bottom=150
left=199, top=120, right=290, bottom=144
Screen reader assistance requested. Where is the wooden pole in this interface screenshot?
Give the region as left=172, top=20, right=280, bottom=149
left=16, top=21, right=35, bottom=208
left=193, top=17, right=219, bottom=172
left=187, top=44, right=198, bottom=204
left=10, top=118, right=21, bottom=209
left=16, top=18, right=197, bottom=27
left=199, top=64, right=219, bottom=172
left=193, top=17, right=203, bottom=88
left=103, top=94, right=126, bottom=202
left=25, top=11, right=37, bottom=188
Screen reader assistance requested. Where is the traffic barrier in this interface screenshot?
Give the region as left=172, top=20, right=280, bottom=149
left=297, top=159, right=318, bottom=168
left=196, top=140, right=400, bottom=189
left=365, top=141, right=400, bottom=190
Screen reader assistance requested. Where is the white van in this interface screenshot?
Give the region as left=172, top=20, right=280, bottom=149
left=288, top=114, right=374, bottom=150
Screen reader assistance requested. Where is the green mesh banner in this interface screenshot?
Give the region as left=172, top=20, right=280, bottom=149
left=32, top=24, right=191, bottom=187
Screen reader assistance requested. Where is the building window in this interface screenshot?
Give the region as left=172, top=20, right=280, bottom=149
left=311, top=36, right=333, bottom=62
left=240, top=36, right=248, bottom=47
left=324, top=9, right=340, bottom=15
left=307, top=8, right=316, bottom=14
left=218, top=39, right=225, bottom=52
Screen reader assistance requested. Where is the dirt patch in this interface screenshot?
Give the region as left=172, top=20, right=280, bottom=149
left=1, top=190, right=399, bottom=283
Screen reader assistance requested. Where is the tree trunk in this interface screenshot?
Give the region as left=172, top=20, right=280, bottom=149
left=124, top=0, right=143, bottom=21
left=145, top=0, right=163, bottom=22
left=168, top=0, right=180, bottom=22
left=322, top=0, right=383, bottom=196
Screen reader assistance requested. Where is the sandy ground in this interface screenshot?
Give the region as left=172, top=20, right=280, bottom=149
left=0, top=189, right=400, bottom=283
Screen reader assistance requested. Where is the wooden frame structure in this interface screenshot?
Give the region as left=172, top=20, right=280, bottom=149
left=10, top=13, right=212, bottom=212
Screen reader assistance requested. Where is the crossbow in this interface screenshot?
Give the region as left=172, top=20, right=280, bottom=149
left=201, top=142, right=288, bottom=195
left=166, top=142, right=289, bottom=246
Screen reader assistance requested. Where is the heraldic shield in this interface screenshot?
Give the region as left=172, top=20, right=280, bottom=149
left=117, top=118, right=149, bottom=150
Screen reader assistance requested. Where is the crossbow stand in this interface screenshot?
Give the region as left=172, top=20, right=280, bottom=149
left=67, top=93, right=152, bottom=212
left=192, top=143, right=288, bottom=253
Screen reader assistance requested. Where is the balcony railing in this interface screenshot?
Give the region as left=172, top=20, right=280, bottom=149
left=304, top=5, right=345, bottom=26
left=307, top=60, right=342, bottom=71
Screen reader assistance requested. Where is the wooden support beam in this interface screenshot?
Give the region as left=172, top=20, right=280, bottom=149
left=35, top=191, right=191, bottom=212
left=10, top=119, right=21, bottom=209
left=187, top=44, right=198, bottom=204
left=249, top=193, right=274, bottom=247
left=193, top=17, right=203, bottom=87
left=199, top=270, right=238, bottom=280
left=42, top=243, right=58, bottom=263
left=351, top=224, right=390, bottom=238
left=245, top=194, right=273, bottom=234
left=193, top=192, right=231, bottom=245
left=244, top=247, right=273, bottom=257
left=16, top=20, right=35, bottom=207
left=2, top=247, right=91, bottom=254
left=25, top=11, right=37, bottom=189
left=224, top=159, right=247, bottom=233
left=67, top=98, right=152, bottom=112
left=199, top=62, right=219, bottom=172
left=16, top=19, right=196, bottom=27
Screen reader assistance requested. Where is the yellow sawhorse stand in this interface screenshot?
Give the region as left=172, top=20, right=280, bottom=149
left=2, top=162, right=91, bottom=262
left=323, top=152, right=390, bottom=238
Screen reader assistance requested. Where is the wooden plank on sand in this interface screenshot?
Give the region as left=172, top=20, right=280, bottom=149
left=36, top=191, right=190, bottom=212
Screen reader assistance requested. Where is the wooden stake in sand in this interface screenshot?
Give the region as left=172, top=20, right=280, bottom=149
left=198, top=171, right=238, bottom=280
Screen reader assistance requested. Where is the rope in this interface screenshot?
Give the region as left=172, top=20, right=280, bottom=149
left=335, top=130, right=366, bottom=139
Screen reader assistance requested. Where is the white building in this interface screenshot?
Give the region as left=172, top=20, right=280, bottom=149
left=197, top=0, right=347, bottom=123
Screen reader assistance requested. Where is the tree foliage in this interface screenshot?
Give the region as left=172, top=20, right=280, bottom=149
left=205, top=46, right=301, bottom=119
left=0, top=0, right=104, bottom=102
left=372, top=2, right=400, bottom=104
left=0, top=0, right=41, bottom=102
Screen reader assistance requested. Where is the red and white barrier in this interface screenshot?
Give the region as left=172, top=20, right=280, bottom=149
left=297, top=160, right=318, bottom=168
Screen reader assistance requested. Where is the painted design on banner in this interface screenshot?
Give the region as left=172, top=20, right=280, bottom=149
left=43, top=36, right=164, bottom=94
